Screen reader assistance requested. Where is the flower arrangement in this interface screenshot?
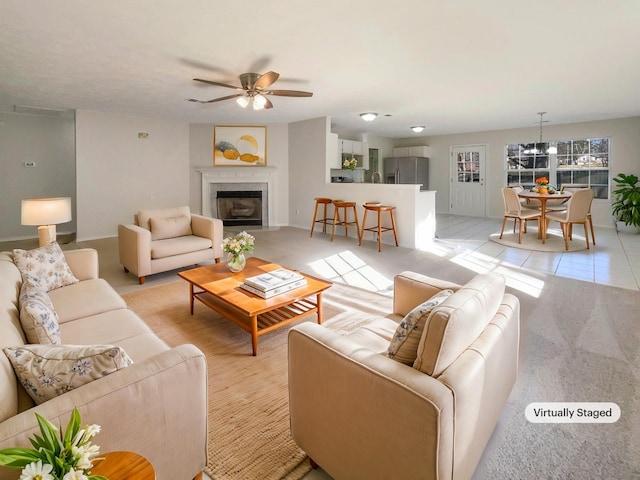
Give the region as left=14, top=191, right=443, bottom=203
left=535, top=177, right=549, bottom=186
left=342, top=157, right=357, bottom=170
left=222, top=231, right=255, bottom=258
left=0, top=407, right=106, bottom=480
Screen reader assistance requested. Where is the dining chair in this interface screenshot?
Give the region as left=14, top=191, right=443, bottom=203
left=545, top=188, right=594, bottom=250
left=500, top=187, right=542, bottom=243
left=560, top=185, right=596, bottom=245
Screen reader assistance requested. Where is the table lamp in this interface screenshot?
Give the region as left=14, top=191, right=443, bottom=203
left=21, top=197, right=72, bottom=247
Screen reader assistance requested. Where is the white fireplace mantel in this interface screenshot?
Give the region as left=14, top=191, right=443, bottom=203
left=199, top=167, right=277, bottom=226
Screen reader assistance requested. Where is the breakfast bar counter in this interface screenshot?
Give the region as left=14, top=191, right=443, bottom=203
left=320, top=183, right=436, bottom=249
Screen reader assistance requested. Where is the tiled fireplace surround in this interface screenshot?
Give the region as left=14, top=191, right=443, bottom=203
left=199, top=168, right=276, bottom=227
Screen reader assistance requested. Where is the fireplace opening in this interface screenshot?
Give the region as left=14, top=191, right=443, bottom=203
left=216, top=191, right=262, bottom=226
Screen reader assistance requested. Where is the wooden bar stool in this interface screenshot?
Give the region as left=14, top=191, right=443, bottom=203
left=360, top=204, right=399, bottom=252
left=331, top=201, right=361, bottom=242
left=310, top=197, right=335, bottom=237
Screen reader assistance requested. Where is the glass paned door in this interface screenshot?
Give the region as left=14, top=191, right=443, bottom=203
left=451, top=145, right=486, bottom=217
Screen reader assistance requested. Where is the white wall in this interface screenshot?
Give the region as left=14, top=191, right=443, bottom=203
left=188, top=123, right=290, bottom=226
left=0, top=112, right=76, bottom=241
left=75, top=110, right=189, bottom=240
left=393, top=116, right=640, bottom=227
left=289, top=117, right=332, bottom=229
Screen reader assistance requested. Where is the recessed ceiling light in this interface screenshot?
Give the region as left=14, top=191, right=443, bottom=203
left=410, top=126, right=425, bottom=133
left=360, top=112, right=378, bottom=121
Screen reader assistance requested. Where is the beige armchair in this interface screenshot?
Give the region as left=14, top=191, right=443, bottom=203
left=289, top=271, right=520, bottom=480
left=118, top=206, right=223, bottom=284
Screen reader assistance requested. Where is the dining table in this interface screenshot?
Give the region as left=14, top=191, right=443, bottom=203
left=517, top=190, right=572, bottom=243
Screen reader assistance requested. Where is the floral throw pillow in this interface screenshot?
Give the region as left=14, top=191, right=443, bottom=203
left=3, top=344, right=134, bottom=405
left=387, top=289, right=454, bottom=365
left=19, top=282, right=62, bottom=345
left=12, top=242, right=79, bottom=292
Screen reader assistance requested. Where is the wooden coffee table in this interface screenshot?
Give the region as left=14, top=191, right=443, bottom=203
left=91, top=451, right=155, bottom=479
left=178, top=257, right=332, bottom=356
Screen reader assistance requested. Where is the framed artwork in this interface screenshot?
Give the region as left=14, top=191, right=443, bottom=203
left=213, top=125, right=267, bottom=166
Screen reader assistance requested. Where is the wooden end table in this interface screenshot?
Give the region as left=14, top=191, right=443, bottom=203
left=178, top=257, right=333, bottom=356
left=91, top=451, right=155, bottom=479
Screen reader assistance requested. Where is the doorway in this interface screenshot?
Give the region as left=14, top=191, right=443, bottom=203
left=450, top=144, right=487, bottom=217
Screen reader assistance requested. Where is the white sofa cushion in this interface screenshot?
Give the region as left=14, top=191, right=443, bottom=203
left=3, top=344, right=133, bottom=404
left=149, top=215, right=192, bottom=240
left=48, top=278, right=127, bottom=324
left=12, top=242, right=79, bottom=292
left=387, top=289, right=453, bottom=365
left=137, top=206, right=191, bottom=231
left=18, top=283, right=61, bottom=345
left=150, top=235, right=213, bottom=259
left=413, top=274, right=505, bottom=376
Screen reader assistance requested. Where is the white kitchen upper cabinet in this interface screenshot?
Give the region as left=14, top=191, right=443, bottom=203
left=339, top=139, right=365, bottom=155
left=393, top=146, right=432, bottom=157
left=409, top=146, right=432, bottom=157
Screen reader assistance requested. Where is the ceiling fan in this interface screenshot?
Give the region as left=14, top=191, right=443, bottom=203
left=189, top=71, right=312, bottom=110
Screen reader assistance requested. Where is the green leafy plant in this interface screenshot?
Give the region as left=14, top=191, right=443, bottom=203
left=612, top=173, right=640, bottom=227
left=0, top=407, right=107, bottom=480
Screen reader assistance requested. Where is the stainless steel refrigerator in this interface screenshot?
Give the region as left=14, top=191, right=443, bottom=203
left=384, top=156, right=429, bottom=190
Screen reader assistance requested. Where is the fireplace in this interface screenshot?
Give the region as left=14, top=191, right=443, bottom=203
left=217, top=191, right=262, bottom=226
left=207, top=181, right=269, bottom=227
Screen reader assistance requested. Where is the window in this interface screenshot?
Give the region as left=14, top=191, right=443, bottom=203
left=457, top=151, right=480, bottom=183
left=506, top=137, right=610, bottom=199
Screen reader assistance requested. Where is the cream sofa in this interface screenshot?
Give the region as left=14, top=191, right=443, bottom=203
left=289, top=271, right=520, bottom=480
left=0, top=248, right=207, bottom=480
left=118, top=206, right=223, bottom=284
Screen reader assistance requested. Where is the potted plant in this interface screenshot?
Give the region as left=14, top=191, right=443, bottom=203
left=612, top=173, right=640, bottom=233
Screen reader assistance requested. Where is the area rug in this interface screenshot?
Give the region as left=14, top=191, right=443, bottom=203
left=489, top=227, right=588, bottom=252
left=121, top=280, right=392, bottom=480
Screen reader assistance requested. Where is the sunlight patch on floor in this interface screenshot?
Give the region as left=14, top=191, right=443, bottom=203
left=449, top=249, right=546, bottom=298
left=308, top=250, right=393, bottom=293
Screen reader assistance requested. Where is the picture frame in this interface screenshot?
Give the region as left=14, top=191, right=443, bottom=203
left=213, top=125, right=267, bottom=166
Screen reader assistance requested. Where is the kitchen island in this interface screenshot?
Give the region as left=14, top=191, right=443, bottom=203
left=321, top=183, right=436, bottom=249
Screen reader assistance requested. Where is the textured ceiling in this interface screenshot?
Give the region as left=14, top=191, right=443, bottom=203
left=1, top=0, right=639, bottom=138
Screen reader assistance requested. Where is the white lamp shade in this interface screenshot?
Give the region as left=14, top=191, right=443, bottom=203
left=22, top=197, right=72, bottom=226
left=236, top=96, right=250, bottom=108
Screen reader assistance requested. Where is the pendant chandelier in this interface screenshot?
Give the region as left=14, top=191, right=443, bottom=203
left=524, top=112, right=557, bottom=154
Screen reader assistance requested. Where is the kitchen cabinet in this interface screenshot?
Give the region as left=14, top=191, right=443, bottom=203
left=393, top=145, right=432, bottom=157
left=340, top=139, right=363, bottom=155
left=339, top=138, right=369, bottom=169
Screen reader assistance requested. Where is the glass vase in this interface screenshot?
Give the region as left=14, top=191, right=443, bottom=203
left=227, top=252, right=246, bottom=273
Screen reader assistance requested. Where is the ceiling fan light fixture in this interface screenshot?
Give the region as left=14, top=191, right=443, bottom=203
left=360, top=112, right=378, bottom=122
left=252, top=94, right=267, bottom=110
left=236, top=96, right=250, bottom=108
left=410, top=126, right=425, bottom=133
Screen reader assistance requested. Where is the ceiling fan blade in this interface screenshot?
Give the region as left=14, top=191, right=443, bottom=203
left=264, top=97, right=274, bottom=109
left=193, top=78, right=244, bottom=90
left=253, top=71, right=280, bottom=90
left=189, top=93, right=244, bottom=104
left=266, top=89, right=313, bottom=97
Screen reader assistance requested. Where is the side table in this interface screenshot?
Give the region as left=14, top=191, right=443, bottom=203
left=91, top=451, right=155, bottom=480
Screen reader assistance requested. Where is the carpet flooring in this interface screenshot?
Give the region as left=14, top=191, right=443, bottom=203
left=122, top=266, right=640, bottom=480
left=121, top=280, right=392, bottom=480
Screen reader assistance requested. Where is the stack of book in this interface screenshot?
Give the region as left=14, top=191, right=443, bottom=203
left=240, top=268, right=307, bottom=298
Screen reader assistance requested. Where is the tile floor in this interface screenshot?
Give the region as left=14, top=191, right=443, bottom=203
left=433, top=214, right=640, bottom=291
